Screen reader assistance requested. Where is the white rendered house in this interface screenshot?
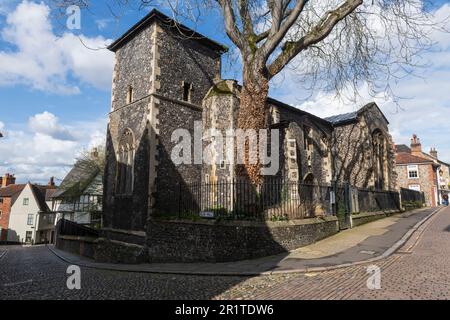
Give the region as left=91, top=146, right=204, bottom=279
left=7, top=183, right=56, bottom=244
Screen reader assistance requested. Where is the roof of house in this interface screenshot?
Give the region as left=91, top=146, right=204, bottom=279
left=0, top=184, right=55, bottom=211
left=396, top=152, right=434, bottom=165
left=325, top=102, right=389, bottom=126
left=108, top=9, right=228, bottom=53
left=30, top=184, right=52, bottom=212
left=45, top=188, right=58, bottom=201
left=396, top=144, right=411, bottom=153
left=52, top=161, right=101, bottom=199
left=0, top=184, right=26, bottom=198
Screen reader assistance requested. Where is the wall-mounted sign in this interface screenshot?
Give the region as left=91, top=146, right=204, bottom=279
left=200, top=211, right=215, bottom=219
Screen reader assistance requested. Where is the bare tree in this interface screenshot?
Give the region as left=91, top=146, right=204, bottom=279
left=53, top=0, right=447, bottom=184
left=75, top=146, right=106, bottom=178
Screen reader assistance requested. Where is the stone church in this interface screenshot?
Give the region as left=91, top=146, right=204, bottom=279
left=103, top=9, right=397, bottom=234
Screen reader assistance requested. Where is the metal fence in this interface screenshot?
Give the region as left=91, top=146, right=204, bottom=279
left=56, top=218, right=99, bottom=238
left=177, top=179, right=335, bottom=221
left=175, top=179, right=403, bottom=221
left=400, top=188, right=425, bottom=205
left=357, top=189, right=401, bottom=212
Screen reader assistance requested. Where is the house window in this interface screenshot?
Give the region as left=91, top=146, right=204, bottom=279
left=408, top=165, right=419, bottom=179
left=25, top=231, right=32, bottom=243
left=116, top=129, right=135, bottom=195
left=0, top=198, right=3, bottom=203
left=182, top=81, right=192, bottom=102
left=27, top=214, right=34, bottom=225
left=127, top=86, right=134, bottom=104
left=409, top=184, right=421, bottom=192
left=23, top=198, right=29, bottom=206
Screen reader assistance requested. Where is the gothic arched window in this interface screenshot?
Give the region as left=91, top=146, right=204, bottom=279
left=116, top=129, right=135, bottom=195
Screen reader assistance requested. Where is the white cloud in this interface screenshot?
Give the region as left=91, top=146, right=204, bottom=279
left=0, top=1, right=114, bottom=94
left=28, top=111, right=75, bottom=141
left=0, top=112, right=106, bottom=184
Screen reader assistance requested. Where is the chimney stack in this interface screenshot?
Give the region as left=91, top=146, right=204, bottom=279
left=0, top=173, right=16, bottom=188
left=410, top=134, right=422, bottom=156
left=48, top=177, right=56, bottom=188
left=91, top=147, right=99, bottom=159
left=430, top=147, right=438, bottom=159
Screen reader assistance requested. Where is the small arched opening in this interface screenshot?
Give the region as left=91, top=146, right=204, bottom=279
left=116, top=128, right=135, bottom=195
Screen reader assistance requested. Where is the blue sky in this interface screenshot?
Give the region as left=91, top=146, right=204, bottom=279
left=0, top=0, right=450, bottom=184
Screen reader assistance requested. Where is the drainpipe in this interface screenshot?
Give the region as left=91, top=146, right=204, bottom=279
left=33, top=212, right=41, bottom=245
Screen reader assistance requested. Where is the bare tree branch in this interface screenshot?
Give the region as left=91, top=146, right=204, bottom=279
left=268, top=0, right=363, bottom=78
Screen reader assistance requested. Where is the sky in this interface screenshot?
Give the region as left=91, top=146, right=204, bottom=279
left=0, top=0, right=450, bottom=184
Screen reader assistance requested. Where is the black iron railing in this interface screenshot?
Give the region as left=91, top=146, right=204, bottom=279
left=177, top=179, right=335, bottom=221
left=357, top=188, right=401, bottom=212
left=56, top=219, right=99, bottom=238
left=400, top=188, right=425, bottom=204
left=173, top=179, right=407, bottom=221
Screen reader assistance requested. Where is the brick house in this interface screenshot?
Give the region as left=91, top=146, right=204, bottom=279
left=0, top=176, right=57, bottom=244
left=395, top=135, right=444, bottom=206
left=0, top=174, right=25, bottom=241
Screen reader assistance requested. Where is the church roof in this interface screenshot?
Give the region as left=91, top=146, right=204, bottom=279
left=325, top=102, right=389, bottom=126
left=325, top=111, right=358, bottom=126
left=108, top=9, right=228, bottom=54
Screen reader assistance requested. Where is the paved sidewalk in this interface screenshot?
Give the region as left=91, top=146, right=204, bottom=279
left=48, top=207, right=440, bottom=276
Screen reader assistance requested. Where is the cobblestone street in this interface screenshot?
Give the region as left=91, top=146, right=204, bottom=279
left=0, top=245, right=249, bottom=300
left=218, top=206, right=450, bottom=300
left=1, top=207, right=449, bottom=300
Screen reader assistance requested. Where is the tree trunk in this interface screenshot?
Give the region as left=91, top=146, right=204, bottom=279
left=236, top=64, right=270, bottom=185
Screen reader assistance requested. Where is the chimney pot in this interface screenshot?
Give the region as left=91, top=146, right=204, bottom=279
left=48, top=177, right=55, bottom=187
left=410, top=134, right=422, bottom=156
left=430, top=147, right=438, bottom=159
left=91, top=147, right=99, bottom=158
left=1, top=173, right=16, bottom=187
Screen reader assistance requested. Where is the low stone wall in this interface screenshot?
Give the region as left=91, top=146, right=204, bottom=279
left=55, top=235, right=97, bottom=259
left=94, top=238, right=146, bottom=264
left=146, top=216, right=339, bottom=263
left=56, top=235, right=146, bottom=264
left=351, top=210, right=397, bottom=228
left=100, top=228, right=146, bottom=246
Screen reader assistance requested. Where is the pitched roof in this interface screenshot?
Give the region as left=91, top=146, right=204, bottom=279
left=30, top=184, right=52, bottom=213
left=52, top=161, right=100, bottom=199
left=396, top=144, right=411, bottom=153
left=396, top=152, right=433, bottom=165
left=108, top=9, right=228, bottom=54
left=0, top=184, right=26, bottom=201
left=267, top=97, right=333, bottom=130
left=325, top=111, right=358, bottom=126
left=45, top=188, right=58, bottom=201
left=325, top=102, right=389, bottom=126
